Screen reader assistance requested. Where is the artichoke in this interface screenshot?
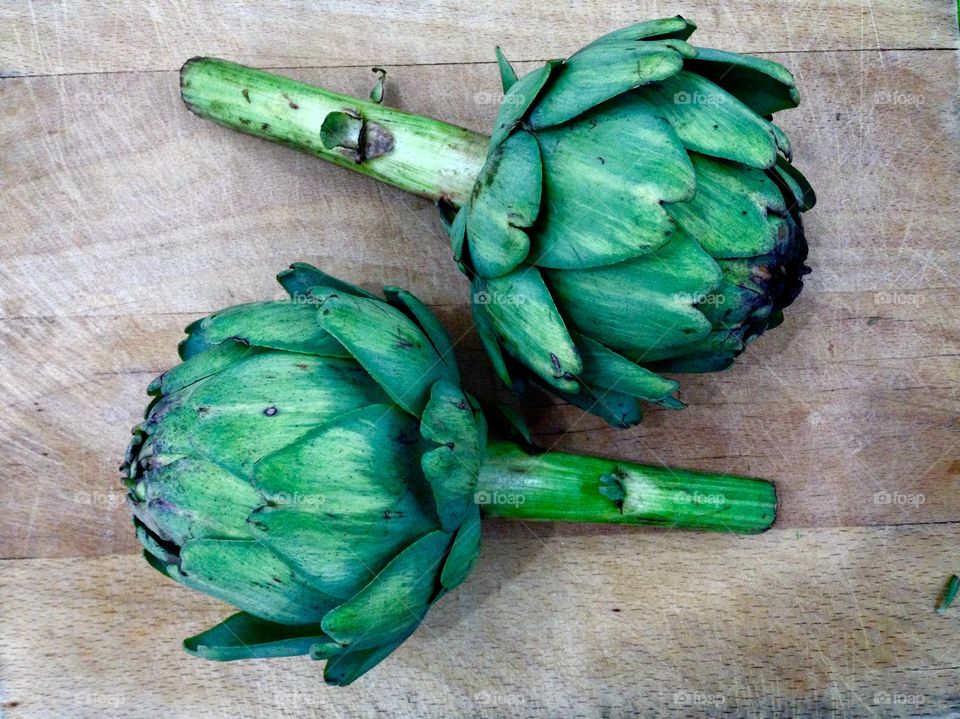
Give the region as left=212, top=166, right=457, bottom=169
left=124, top=263, right=777, bottom=684
left=180, top=16, right=814, bottom=426
left=453, top=17, right=815, bottom=425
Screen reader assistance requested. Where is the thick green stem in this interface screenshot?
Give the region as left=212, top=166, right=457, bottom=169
left=181, top=58, right=488, bottom=206
left=476, top=440, right=776, bottom=533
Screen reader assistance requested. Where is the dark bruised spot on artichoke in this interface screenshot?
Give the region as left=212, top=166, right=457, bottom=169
left=364, top=123, right=395, bottom=159
left=320, top=110, right=395, bottom=164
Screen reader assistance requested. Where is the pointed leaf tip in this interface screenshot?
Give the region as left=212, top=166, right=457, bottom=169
left=495, top=47, right=518, bottom=92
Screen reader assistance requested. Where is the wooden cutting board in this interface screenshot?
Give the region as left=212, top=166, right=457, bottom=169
left=1, top=3, right=958, bottom=717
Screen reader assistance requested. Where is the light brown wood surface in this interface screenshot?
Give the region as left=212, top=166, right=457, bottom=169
left=1, top=2, right=958, bottom=717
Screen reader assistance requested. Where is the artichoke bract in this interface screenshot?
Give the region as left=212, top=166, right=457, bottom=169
left=124, top=263, right=777, bottom=684
left=180, top=17, right=813, bottom=426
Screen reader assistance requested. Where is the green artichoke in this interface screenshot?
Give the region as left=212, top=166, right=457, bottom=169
left=124, top=263, right=486, bottom=685
left=124, top=263, right=777, bottom=683
left=180, top=16, right=814, bottom=426
left=451, top=16, right=814, bottom=424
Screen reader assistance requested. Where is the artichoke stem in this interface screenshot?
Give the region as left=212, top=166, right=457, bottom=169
left=181, top=57, right=488, bottom=206
left=477, top=440, right=777, bottom=533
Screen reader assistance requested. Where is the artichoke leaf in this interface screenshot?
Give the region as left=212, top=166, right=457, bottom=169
left=320, top=630, right=416, bottom=686
left=769, top=121, right=792, bottom=160
left=466, top=130, right=541, bottom=278
left=686, top=47, right=799, bottom=116
left=321, top=530, right=451, bottom=649
left=420, top=379, right=482, bottom=531
left=495, top=47, right=518, bottom=92
left=369, top=67, right=386, bottom=104
left=641, top=326, right=747, bottom=367
left=646, top=346, right=737, bottom=373
left=384, top=287, right=460, bottom=382
left=141, top=547, right=176, bottom=578
left=144, top=353, right=390, bottom=476
left=178, top=301, right=348, bottom=360
left=485, top=399, right=534, bottom=446
left=137, top=457, right=263, bottom=545
left=251, top=403, right=429, bottom=514
left=471, top=298, right=512, bottom=388
left=314, top=289, right=455, bottom=415
left=440, top=503, right=481, bottom=590
left=467, top=391, right=489, bottom=460
left=277, top=262, right=378, bottom=301
left=447, top=201, right=469, bottom=267
left=152, top=339, right=259, bottom=395
left=572, top=331, right=681, bottom=407
left=246, top=505, right=433, bottom=601
left=531, top=95, right=695, bottom=268
left=249, top=405, right=436, bottom=599
left=666, top=154, right=785, bottom=259
left=489, top=60, right=560, bottom=149
left=529, top=38, right=695, bottom=129
left=183, top=611, right=333, bottom=661
left=639, top=71, right=779, bottom=169
left=695, top=281, right=764, bottom=331
left=577, top=16, right=698, bottom=53
left=772, top=155, right=816, bottom=211
left=544, top=230, right=721, bottom=357
left=176, top=539, right=338, bottom=625
left=135, top=523, right=179, bottom=566
left=473, top=268, right=581, bottom=392
left=549, top=382, right=643, bottom=428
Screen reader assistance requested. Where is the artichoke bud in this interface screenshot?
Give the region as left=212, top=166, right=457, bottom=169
left=123, top=263, right=484, bottom=685
left=450, top=16, right=814, bottom=425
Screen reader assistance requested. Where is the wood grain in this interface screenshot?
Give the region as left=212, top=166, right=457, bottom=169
left=2, top=525, right=958, bottom=717
left=1, top=3, right=958, bottom=717
left=1, top=1, right=957, bottom=76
